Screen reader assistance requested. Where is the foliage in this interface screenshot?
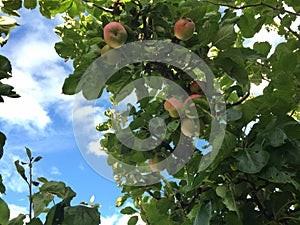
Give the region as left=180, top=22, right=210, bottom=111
left=1, top=0, right=300, bottom=224
left=0, top=146, right=101, bottom=225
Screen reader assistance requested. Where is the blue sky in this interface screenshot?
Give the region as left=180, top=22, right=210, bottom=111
left=1, top=4, right=297, bottom=224
left=0, top=8, right=142, bottom=224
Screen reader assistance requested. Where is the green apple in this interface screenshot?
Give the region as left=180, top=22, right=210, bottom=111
left=100, top=44, right=112, bottom=55
left=181, top=118, right=199, bottom=137
left=174, top=17, right=195, bottom=41
left=103, top=22, right=128, bottom=48
left=164, top=97, right=184, bottom=118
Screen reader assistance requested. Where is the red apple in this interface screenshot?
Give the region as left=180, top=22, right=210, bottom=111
left=164, top=97, right=184, bottom=118
left=103, top=22, right=128, bottom=48
left=174, top=18, right=195, bottom=41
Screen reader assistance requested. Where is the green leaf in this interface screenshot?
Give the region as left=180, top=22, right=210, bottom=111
left=62, top=76, right=81, bottom=95
left=267, top=128, right=287, bottom=147
left=127, top=216, right=138, bottom=225
left=0, top=197, right=10, bottom=225
left=8, top=214, right=26, bottom=225
left=216, top=185, right=238, bottom=212
left=14, top=160, right=28, bottom=182
left=25, top=147, right=32, bottom=160
left=238, top=13, right=264, bottom=38
left=260, top=167, right=296, bottom=186
left=193, top=201, right=212, bottom=225
left=45, top=201, right=65, bottom=225
left=24, top=0, right=37, bottom=9
left=0, top=55, right=12, bottom=79
left=40, top=181, right=76, bottom=201
left=0, top=131, right=6, bottom=160
left=32, top=192, right=54, bottom=217
left=0, top=83, right=13, bottom=95
left=235, top=145, right=270, bottom=174
left=167, top=120, right=180, bottom=132
left=226, top=108, right=242, bottom=122
left=26, top=218, right=43, bottom=225
left=213, top=24, right=236, bottom=49
left=33, top=156, right=42, bottom=163
left=120, top=206, right=138, bottom=215
left=253, top=42, right=271, bottom=57
left=61, top=206, right=100, bottom=225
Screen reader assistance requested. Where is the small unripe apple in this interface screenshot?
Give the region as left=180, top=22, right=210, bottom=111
left=181, top=118, right=199, bottom=137
left=164, top=97, right=184, bottom=118
left=174, top=17, right=195, bottom=41
left=190, top=80, right=206, bottom=93
left=103, top=22, right=128, bottom=48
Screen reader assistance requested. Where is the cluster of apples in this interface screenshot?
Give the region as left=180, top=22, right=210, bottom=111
left=101, top=17, right=195, bottom=56
left=164, top=94, right=201, bottom=137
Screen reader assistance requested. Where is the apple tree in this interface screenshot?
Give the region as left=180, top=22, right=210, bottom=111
left=39, top=0, right=300, bottom=224
left=1, top=0, right=300, bottom=224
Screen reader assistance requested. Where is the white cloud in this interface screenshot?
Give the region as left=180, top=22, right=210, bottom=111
left=0, top=9, right=74, bottom=132
left=101, top=211, right=145, bottom=225
left=87, top=140, right=107, bottom=157
left=8, top=204, right=28, bottom=220
left=100, top=202, right=145, bottom=225
left=250, top=80, right=269, bottom=96
left=244, top=25, right=286, bottom=55
left=50, top=166, right=62, bottom=176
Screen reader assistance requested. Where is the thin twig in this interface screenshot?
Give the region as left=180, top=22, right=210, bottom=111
left=278, top=15, right=300, bottom=40
left=201, top=0, right=300, bottom=17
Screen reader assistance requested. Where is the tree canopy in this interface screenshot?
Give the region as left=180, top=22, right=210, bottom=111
left=1, top=0, right=300, bottom=224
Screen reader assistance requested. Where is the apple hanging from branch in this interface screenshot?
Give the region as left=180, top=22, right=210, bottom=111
left=103, top=22, right=128, bottom=48
left=174, top=17, right=195, bottom=41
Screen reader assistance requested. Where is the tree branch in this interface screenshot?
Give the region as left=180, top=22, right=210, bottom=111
left=278, top=14, right=300, bottom=40
left=201, top=0, right=300, bottom=17
left=82, top=0, right=114, bottom=13
left=227, top=92, right=250, bottom=108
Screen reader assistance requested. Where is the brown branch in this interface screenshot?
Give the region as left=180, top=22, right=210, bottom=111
left=278, top=15, right=300, bottom=40
left=227, top=92, right=250, bottom=108
left=82, top=0, right=114, bottom=13
left=201, top=0, right=300, bottom=17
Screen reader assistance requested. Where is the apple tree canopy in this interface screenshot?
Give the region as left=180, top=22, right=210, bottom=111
left=1, top=0, right=300, bottom=224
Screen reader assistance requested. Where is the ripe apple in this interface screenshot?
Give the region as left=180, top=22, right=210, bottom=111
left=184, top=94, right=202, bottom=119
left=174, top=17, right=195, bottom=41
left=103, top=22, right=128, bottom=48
left=181, top=118, right=199, bottom=137
left=164, top=97, right=184, bottom=118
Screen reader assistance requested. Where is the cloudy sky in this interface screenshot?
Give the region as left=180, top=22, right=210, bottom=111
left=1, top=4, right=297, bottom=225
